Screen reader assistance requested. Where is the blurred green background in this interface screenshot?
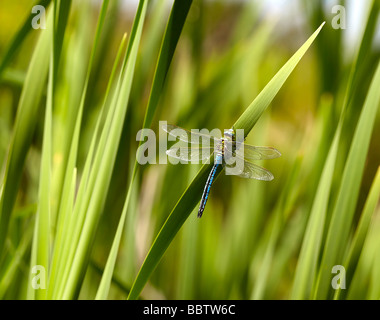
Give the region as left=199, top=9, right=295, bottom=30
left=0, top=0, right=379, bottom=300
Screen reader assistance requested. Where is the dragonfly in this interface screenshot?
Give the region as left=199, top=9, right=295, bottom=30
left=163, top=124, right=281, bottom=218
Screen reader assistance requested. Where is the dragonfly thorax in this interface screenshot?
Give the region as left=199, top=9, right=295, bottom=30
left=215, top=135, right=234, bottom=165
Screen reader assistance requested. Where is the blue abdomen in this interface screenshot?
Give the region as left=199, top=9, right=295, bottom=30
left=198, top=161, right=221, bottom=218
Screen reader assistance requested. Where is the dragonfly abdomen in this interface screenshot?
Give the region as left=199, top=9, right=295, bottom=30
left=198, top=159, right=221, bottom=218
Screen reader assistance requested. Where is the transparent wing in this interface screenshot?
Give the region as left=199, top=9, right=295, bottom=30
left=162, top=123, right=219, bottom=145
left=226, top=142, right=281, bottom=160
left=226, top=160, right=274, bottom=181
left=166, top=147, right=214, bottom=162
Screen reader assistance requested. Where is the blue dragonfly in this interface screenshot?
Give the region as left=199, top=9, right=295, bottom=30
left=163, top=124, right=281, bottom=218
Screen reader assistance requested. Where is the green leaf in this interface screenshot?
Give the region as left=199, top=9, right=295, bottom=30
left=346, top=209, right=380, bottom=299
left=0, top=0, right=52, bottom=79
left=127, top=22, right=325, bottom=300
left=52, top=0, right=72, bottom=83
left=251, top=155, right=302, bottom=299
left=95, top=0, right=194, bottom=300
left=233, top=22, right=325, bottom=135
left=314, top=61, right=380, bottom=299
left=33, top=6, right=55, bottom=300
left=94, top=180, right=131, bottom=300
left=60, top=0, right=148, bottom=300
left=368, top=211, right=380, bottom=299
left=334, top=166, right=380, bottom=299
left=48, top=0, right=112, bottom=299
left=48, top=32, right=128, bottom=300
left=0, top=222, right=33, bottom=299
left=292, top=0, right=379, bottom=299
left=0, top=9, right=51, bottom=256
left=291, top=124, right=341, bottom=299
left=141, top=0, right=194, bottom=131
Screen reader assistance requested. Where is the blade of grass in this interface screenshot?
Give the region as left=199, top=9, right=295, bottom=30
left=50, top=0, right=113, bottom=299
left=48, top=32, right=127, bottom=299
left=0, top=8, right=51, bottom=257
left=251, top=156, right=301, bottom=299
left=334, top=166, right=380, bottom=299
left=52, top=0, right=72, bottom=84
left=91, top=260, right=132, bottom=298
left=0, top=0, right=52, bottom=79
left=27, top=209, right=39, bottom=300
left=46, top=167, right=76, bottom=298
left=368, top=212, right=380, bottom=299
left=33, top=4, right=55, bottom=299
left=290, top=125, right=341, bottom=299
left=50, top=2, right=90, bottom=226
left=51, top=0, right=109, bottom=230
left=0, top=222, right=33, bottom=299
left=314, top=61, right=380, bottom=299
left=346, top=212, right=380, bottom=299
left=233, top=22, right=325, bottom=135
left=94, top=177, right=131, bottom=300
left=140, top=0, right=194, bottom=131
left=47, top=0, right=72, bottom=226
left=61, top=0, right=148, bottom=300
left=53, top=36, right=128, bottom=299
left=251, top=211, right=280, bottom=299
left=127, top=22, right=325, bottom=300
left=345, top=0, right=378, bottom=108
left=293, top=1, right=378, bottom=299
left=95, top=0, right=193, bottom=300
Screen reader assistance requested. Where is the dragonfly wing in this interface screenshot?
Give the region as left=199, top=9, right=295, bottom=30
left=226, top=160, right=274, bottom=181
left=162, top=123, right=219, bottom=145
left=166, top=147, right=214, bottom=162
left=226, top=142, right=281, bottom=160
